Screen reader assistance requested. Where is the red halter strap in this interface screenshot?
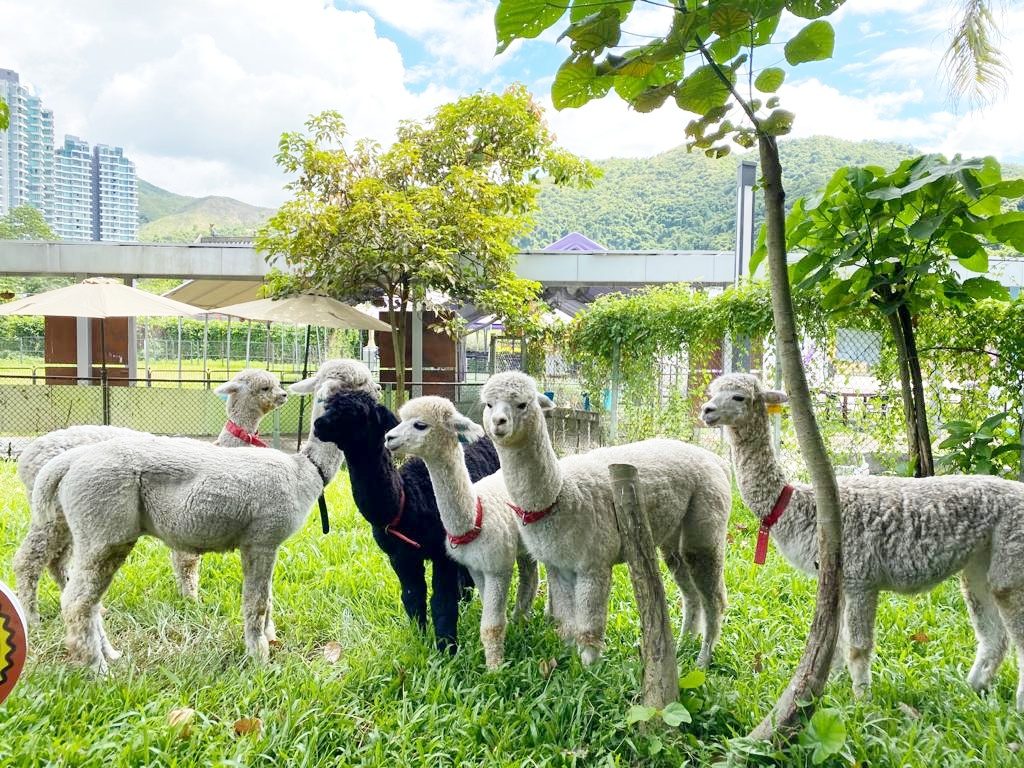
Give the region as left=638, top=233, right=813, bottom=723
left=754, top=484, right=794, bottom=565
left=447, top=497, right=484, bottom=548
left=224, top=420, right=268, bottom=448
left=507, top=500, right=557, bottom=525
left=385, top=488, right=421, bottom=549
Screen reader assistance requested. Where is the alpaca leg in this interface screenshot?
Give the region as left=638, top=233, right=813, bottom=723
left=171, top=550, right=202, bottom=600
left=684, top=547, right=727, bottom=669
left=574, top=569, right=612, bottom=666
left=49, top=540, right=72, bottom=590
left=513, top=553, right=538, bottom=622
left=992, top=586, right=1024, bottom=711
left=664, top=548, right=702, bottom=638
left=843, top=588, right=878, bottom=698
left=831, top=593, right=848, bottom=675
left=240, top=546, right=277, bottom=662
left=389, top=554, right=428, bottom=632
left=264, top=583, right=276, bottom=643
left=430, top=556, right=461, bottom=654
left=546, top=565, right=576, bottom=642
left=480, top=571, right=512, bottom=670
left=960, top=561, right=1007, bottom=692
left=457, top=564, right=476, bottom=604
left=13, top=523, right=56, bottom=625
left=61, top=541, right=134, bottom=674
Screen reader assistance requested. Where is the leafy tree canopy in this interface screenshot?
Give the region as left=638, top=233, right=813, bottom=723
left=0, top=205, right=55, bottom=241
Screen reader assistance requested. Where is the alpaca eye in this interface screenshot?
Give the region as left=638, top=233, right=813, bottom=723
left=484, top=402, right=492, bottom=409
left=414, top=422, right=428, bottom=431
left=732, top=395, right=745, bottom=402
left=517, top=402, right=528, bottom=410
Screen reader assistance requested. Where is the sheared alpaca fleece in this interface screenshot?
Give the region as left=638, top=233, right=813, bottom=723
left=313, top=390, right=501, bottom=653
left=702, top=372, right=1024, bottom=710
left=385, top=396, right=538, bottom=669
left=25, top=376, right=345, bottom=675
left=13, top=368, right=288, bottom=613
left=480, top=371, right=731, bottom=668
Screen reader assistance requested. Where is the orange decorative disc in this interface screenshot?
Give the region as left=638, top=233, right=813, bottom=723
left=0, top=581, right=28, bottom=706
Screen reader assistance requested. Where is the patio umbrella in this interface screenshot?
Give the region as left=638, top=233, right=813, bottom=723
left=0, top=277, right=204, bottom=421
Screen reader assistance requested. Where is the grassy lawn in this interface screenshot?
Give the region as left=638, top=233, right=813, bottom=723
left=0, top=460, right=1021, bottom=766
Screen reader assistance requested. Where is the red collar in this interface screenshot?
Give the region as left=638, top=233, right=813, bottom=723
left=507, top=500, right=557, bottom=525
left=754, top=484, right=794, bottom=565
left=448, top=497, right=484, bottom=548
left=224, top=420, right=268, bottom=448
left=385, top=488, right=421, bottom=549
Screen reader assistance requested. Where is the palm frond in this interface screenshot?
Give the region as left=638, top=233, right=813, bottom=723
left=941, top=0, right=1010, bottom=109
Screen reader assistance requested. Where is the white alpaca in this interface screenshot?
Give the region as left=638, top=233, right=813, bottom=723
left=13, top=368, right=287, bottom=619
left=384, top=396, right=538, bottom=669
left=28, top=375, right=346, bottom=674
left=701, top=372, right=1024, bottom=709
left=480, top=372, right=732, bottom=667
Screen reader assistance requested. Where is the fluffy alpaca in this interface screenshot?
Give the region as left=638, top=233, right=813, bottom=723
left=701, top=373, right=1024, bottom=709
left=27, top=375, right=345, bottom=674
left=480, top=371, right=731, bottom=667
left=384, top=396, right=538, bottom=669
left=312, top=390, right=500, bottom=654
left=288, top=357, right=381, bottom=400
left=13, top=368, right=287, bottom=618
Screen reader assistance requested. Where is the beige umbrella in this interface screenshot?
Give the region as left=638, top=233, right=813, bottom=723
left=0, top=277, right=205, bottom=421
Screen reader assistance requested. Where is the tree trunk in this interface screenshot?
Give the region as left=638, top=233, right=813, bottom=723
left=609, top=463, right=679, bottom=710
left=885, top=311, right=921, bottom=476
left=898, top=305, right=934, bottom=476
left=750, top=135, right=843, bottom=742
left=388, top=304, right=407, bottom=409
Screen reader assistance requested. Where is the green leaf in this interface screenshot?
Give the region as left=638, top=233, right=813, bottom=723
left=626, top=704, right=658, bottom=725
left=633, top=83, right=676, bottom=113
left=784, top=20, right=835, bottom=65
left=801, top=708, right=847, bottom=765
left=761, top=108, right=795, bottom=136
left=560, top=8, right=622, bottom=52
left=660, top=701, right=692, bottom=727
left=679, top=668, right=707, bottom=689
left=786, top=0, right=844, bottom=19
left=948, top=232, right=986, bottom=270
left=552, top=58, right=600, bottom=109
left=570, top=0, right=634, bottom=22
left=495, top=0, right=568, bottom=53
left=710, top=7, right=751, bottom=37
left=754, top=67, right=786, bottom=92
left=908, top=213, right=944, bottom=241
left=675, top=64, right=733, bottom=115
left=981, top=179, right=1024, bottom=198
left=991, top=219, right=1024, bottom=250
left=961, top=276, right=1008, bottom=301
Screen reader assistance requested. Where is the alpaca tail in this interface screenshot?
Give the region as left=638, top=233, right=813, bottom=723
left=30, top=449, right=77, bottom=527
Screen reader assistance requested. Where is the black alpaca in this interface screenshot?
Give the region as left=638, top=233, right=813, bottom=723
left=314, top=390, right=500, bottom=652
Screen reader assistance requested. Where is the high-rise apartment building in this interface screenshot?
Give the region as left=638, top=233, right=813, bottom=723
left=1, top=68, right=55, bottom=220
left=92, top=144, right=137, bottom=241
left=53, top=135, right=93, bottom=241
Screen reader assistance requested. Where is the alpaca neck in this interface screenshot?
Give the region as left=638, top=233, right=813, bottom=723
left=299, top=432, right=344, bottom=494
left=419, top=445, right=477, bottom=537
left=494, top=417, right=562, bottom=511
left=724, top=410, right=790, bottom=519
left=343, top=443, right=402, bottom=527
left=217, top=397, right=267, bottom=441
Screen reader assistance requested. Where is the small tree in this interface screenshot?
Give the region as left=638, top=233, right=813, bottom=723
left=0, top=205, right=55, bottom=240
left=777, top=154, right=1024, bottom=476
left=257, top=86, right=593, bottom=404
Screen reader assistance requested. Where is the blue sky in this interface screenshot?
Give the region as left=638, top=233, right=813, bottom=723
left=2, top=0, right=1021, bottom=205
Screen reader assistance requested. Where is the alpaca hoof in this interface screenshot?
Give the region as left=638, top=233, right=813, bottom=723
left=103, top=645, right=123, bottom=662
left=579, top=646, right=601, bottom=666
left=88, top=657, right=110, bottom=676
left=246, top=636, right=270, bottom=662
left=264, top=620, right=277, bottom=643
left=852, top=682, right=870, bottom=699
left=436, top=638, right=458, bottom=656
left=696, top=651, right=711, bottom=670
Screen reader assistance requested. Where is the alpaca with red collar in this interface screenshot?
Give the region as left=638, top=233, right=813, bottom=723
left=701, top=372, right=1024, bottom=710
left=27, top=376, right=345, bottom=674
left=13, top=368, right=287, bottom=622
left=480, top=372, right=731, bottom=668
left=312, top=390, right=501, bottom=655
left=384, top=396, right=538, bottom=670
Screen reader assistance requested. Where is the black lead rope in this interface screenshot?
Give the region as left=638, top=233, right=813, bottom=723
left=318, top=494, right=330, bottom=534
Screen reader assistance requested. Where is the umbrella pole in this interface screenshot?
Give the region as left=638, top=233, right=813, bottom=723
left=202, top=315, right=210, bottom=388
left=177, top=317, right=183, bottom=385
left=100, top=318, right=110, bottom=426
left=296, top=324, right=312, bottom=452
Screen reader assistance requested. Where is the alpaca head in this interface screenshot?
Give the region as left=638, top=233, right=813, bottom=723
left=313, top=389, right=399, bottom=452
left=700, top=373, right=788, bottom=429
left=385, top=396, right=484, bottom=460
left=290, top=358, right=380, bottom=399
left=214, top=368, right=287, bottom=417
left=479, top=371, right=554, bottom=447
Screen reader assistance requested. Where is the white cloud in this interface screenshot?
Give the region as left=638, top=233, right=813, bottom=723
left=0, top=0, right=456, bottom=206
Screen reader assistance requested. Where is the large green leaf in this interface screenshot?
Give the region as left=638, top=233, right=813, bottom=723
left=675, top=64, right=734, bottom=115
left=710, top=6, right=752, bottom=37
left=786, top=0, right=845, bottom=19
left=784, top=20, right=835, bottom=65
left=625, top=704, right=657, bottom=725
left=560, top=8, right=622, bottom=53
left=761, top=108, right=795, bottom=136
left=948, top=231, right=983, bottom=261
left=961, top=276, right=1008, bottom=300
left=552, top=58, right=602, bottom=109
left=660, top=701, right=692, bottom=727
left=495, top=0, right=568, bottom=53
left=570, top=0, right=633, bottom=22
left=801, top=708, right=847, bottom=765
left=634, top=83, right=677, bottom=113
left=992, top=219, right=1024, bottom=250
left=754, top=67, right=785, bottom=92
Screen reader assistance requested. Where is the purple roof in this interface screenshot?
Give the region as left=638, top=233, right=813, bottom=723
left=541, top=232, right=607, bottom=252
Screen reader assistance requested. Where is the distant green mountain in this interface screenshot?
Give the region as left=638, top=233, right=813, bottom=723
left=525, top=136, right=1024, bottom=251
left=137, top=181, right=275, bottom=243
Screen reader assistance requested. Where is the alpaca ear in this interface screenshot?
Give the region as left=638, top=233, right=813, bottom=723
left=536, top=392, right=555, bottom=412
left=214, top=380, right=242, bottom=396
left=451, top=413, right=485, bottom=444
left=375, top=403, right=400, bottom=431
left=762, top=389, right=789, bottom=404
left=289, top=376, right=318, bottom=395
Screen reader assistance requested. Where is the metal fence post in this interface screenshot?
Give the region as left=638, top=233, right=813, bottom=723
left=610, top=341, right=621, bottom=445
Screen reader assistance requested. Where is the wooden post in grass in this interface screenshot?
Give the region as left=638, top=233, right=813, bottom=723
left=609, top=463, right=678, bottom=709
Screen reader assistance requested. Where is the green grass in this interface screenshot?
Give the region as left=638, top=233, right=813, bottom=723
left=0, top=461, right=1021, bottom=767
